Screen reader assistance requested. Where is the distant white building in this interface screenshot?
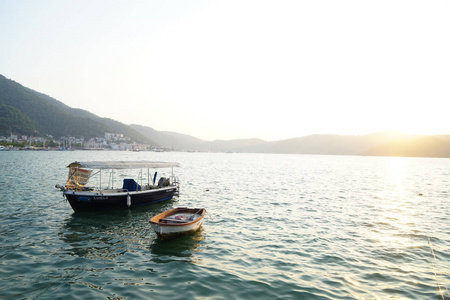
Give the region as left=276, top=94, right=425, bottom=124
left=105, top=132, right=126, bottom=141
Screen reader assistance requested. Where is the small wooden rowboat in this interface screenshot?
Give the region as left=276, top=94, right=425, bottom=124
left=149, top=207, right=206, bottom=240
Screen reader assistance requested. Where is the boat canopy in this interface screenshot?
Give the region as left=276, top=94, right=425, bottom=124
left=67, top=161, right=180, bottom=170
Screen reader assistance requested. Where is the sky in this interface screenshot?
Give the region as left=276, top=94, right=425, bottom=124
left=1, top=0, right=449, bottom=141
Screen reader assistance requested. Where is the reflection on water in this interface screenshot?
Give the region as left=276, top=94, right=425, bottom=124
left=150, top=228, right=205, bottom=260
left=59, top=201, right=204, bottom=262
left=59, top=201, right=165, bottom=259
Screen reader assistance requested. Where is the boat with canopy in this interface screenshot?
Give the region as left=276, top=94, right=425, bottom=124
left=58, top=161, right=180, bottom=212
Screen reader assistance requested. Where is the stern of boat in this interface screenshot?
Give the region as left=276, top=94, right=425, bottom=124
left=170, top=175, right=180, bottom=197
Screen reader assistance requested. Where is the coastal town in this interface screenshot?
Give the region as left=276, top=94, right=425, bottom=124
left=0, top=132, right=161, bottom=151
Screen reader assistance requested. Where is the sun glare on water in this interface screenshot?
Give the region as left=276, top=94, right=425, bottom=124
left=368, top=157, right=425, bottom=249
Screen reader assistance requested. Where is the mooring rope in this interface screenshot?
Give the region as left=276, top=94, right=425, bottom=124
left=206, top=211, right=214, bottom=221
left=428, top=237, right=450, bottom=300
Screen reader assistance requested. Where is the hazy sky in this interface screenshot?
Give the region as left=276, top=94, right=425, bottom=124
left=1, top=0, right=449, bottom=141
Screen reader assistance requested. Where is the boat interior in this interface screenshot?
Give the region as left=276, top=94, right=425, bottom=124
left=66, top=170, right=178, bottom=193
left=160, top=212, right=202, bottom=224
left=62, top=161, right=180, bottom=196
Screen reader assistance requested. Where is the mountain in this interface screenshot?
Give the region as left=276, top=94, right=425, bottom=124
left=0, top=74, right=155, bottom=144
left=121, top=123, right=450, bottom=157
left=2, top=74, right=450, bottom=157
left=362, top=135, right=450, bottom=158
left=235, top=132, right=450, bottom=158
left=131, top=123, right=267, bottom=152
left=241, top=132, right=420, bottom=155
left=130, top=124, right=204, bottom=150
left=247, top=134, right=369, bottom=155
left=0, top=102, right=38, bottom=135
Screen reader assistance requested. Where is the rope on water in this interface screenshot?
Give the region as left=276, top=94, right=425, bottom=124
left=206, top=211, right=214, bottom=221
left=428, top=237, right=450, bottom=300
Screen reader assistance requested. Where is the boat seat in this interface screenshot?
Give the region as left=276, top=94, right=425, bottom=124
left=160, top=218, right=187, bottom=223
left=122, top=179, right=141, bottom=191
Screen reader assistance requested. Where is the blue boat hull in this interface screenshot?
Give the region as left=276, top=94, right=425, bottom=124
left=64, top=187, right=176, bottom=212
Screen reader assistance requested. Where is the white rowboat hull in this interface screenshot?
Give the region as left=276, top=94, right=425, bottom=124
left=149, top=207, right=206, bottom=240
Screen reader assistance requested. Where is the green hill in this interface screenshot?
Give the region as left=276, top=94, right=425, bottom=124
left=0, top=74, right=155, bottom=144
left=0, top=103, right=38, bottom=136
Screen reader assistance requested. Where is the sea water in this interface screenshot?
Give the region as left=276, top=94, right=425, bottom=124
left=0, top=151, right=449, bottom=299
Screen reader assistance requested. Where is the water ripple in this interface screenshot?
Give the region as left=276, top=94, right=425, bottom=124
left=1, top=152, right=450, bottom=299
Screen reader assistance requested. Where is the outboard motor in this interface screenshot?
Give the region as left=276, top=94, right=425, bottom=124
left=157, top=177, right=170, bottom=187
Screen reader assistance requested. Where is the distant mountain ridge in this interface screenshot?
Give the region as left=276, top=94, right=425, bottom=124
left=2, top=74, right=450, bottom=157
left=131, top=122, right=450, bottom=157
left=362, top=135, right=450, bottom=158
left=129, top=124, right=204, bottom=150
